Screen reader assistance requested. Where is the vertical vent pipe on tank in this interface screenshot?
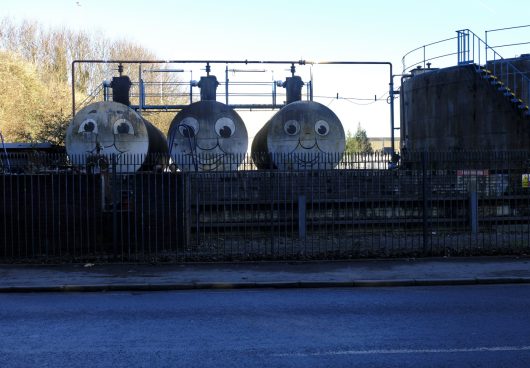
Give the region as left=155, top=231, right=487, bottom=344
left=110, top=64, right=132, bottom=106
left=282, top=75, right=304, bottom=104
left=198, top=75, right=219, bottom=101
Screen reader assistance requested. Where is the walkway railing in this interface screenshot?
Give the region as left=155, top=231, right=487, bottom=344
left=76, top=82, right=104, bottom=112
left=457, top=29, right=530, bottom=112
left=402, top=27, right=530, bottom=113
left=401, top=36, right=458, bottom=73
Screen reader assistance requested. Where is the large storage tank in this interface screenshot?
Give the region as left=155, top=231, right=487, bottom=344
left=66, top=101, right=168, bottom=173
left=400, top=62, right=530, bottom=152
left=251, top=100, right=345, bottom=170
left=167, top=76, right=249, bottom=172
left=167, top=101, right=248, bottom=172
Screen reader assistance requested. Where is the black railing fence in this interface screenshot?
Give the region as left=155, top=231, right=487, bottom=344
left=1, top=151, right=530, bottom=262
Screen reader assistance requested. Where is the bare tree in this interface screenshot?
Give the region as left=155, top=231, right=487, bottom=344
left=0, top=17, right=186, bottom=142
left=17, top=19, right=40, bottom=64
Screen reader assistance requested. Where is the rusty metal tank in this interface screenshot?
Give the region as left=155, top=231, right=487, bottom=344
left=400, top=63, right=530, bottom=152
left=65, top=101, right=168, bottom=173
left=167, top=100, right=248, bottom=171
left=251, top=100, right=345, bottom=170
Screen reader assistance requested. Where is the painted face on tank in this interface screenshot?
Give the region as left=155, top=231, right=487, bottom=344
left=65, top=101, right=149, bottom=171
left=267, top=101, right=345, bottom=170
left=168, top=100, right=248, bottom=171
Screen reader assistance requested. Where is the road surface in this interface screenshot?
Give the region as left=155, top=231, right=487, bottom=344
left=1, top=284, right=529, bottom=367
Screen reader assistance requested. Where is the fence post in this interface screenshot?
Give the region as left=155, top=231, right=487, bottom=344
left=298, top=194, right=306, bottom=239
left=176, top=172, right=185, bottom=251
left=111, top=154, right=117, bottom=259
left=469, top=178, right=478, bottom=235
left=422, top=152, right=429, bottom=252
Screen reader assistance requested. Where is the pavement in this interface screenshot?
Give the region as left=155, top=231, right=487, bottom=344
left=1, top=256, right=530, bottom=292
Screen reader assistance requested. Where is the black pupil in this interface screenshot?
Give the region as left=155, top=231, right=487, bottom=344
left=180, top=126, right=195, bottom=138
left=117, top=123, right=130, bottom=134
left=318, top=125, right=327, bottom=135
left=84, top=122, right=95, bottom=132
left=219, top=126, right=232, bottom=138
left=287, top=124, right=297, bottom=134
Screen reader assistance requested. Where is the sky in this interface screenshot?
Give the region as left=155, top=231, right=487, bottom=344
left=2, top=0, right=530, bottom=138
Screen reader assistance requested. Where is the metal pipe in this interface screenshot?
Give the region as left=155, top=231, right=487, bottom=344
left=128, top=103, right=286, bottom=110
left=389, top=71, right=395, bottom=154
left=138, top=64, right=143, bottom=114
left=225, top=65, right=229, bottom=105
left=189, top=70, right=194, bottom=104
left=144, top=69, right=185, bottom=73
left=309, top=66, right=314, bottom=101
left=272, top=81, right=276, bottom=108
left=398, top=74, right=413, bottom=150
left=71, top=59, right=394, bottom=143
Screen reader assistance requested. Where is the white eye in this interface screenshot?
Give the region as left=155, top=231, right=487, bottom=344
left=78, top=119, right=98, bottom=134
left=284, top=120, right=300, bottom=135
left=178, top=117, right=199, bottom=137
left=113, top=119, right=135, bottom=135
left=215, top=117, right=235, bottom=138
left=315, top=120, right=330, bottom=136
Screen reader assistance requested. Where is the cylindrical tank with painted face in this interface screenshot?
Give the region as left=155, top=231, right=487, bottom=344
left=65, top=101, right=168, bottom=173
left=251, top=100, right=345, bottom=170
left=167, top=100, right=248, bottom=171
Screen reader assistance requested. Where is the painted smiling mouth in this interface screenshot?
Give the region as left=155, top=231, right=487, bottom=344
left=288, top=139, right=324, bottom=166
left=176, top=139, right=230, bottom=171
left=179, top=152, right=225, bottom=171
left=294, top=139, right=319, bottom=150
left=85, top=136, right=127, bottom=158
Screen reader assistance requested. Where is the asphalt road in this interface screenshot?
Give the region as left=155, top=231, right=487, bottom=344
left=1, top=285, right=529, bottom=367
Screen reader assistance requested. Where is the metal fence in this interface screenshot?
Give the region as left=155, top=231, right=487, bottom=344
left=1, top=151, right=530, bottom=262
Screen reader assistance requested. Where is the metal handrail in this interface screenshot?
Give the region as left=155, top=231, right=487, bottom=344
left=76, top=82, right=104, bottom=112
left=457, top=29, right=530, bottom=111
left=402, top=28, right=529, bottom=111
left=485, top=24, right=530, bottom=58
left=401, top=36, right=457, bottom=73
